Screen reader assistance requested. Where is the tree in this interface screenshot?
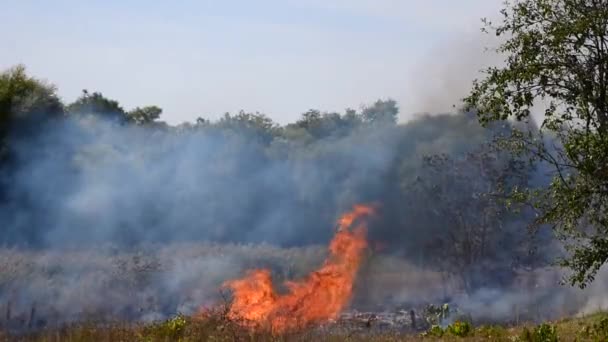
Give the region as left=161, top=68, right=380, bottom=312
left=127, top=106, right=163, bottom=125
left=215, top=110, right=278, bottom=145
left=362, top=99, right=398, bottom=125
left=0, top=65, right=63, bottom=123
left=67, top=90, right=126, bottom=122
left=297, top=109, right=322, bottom=129
left=289, top=108, right=364, bottom=140
left=464, top=0, right=608, bottom=287
left=0, top=65, right=63, bottom=160
left=407, top=148, right=534, bottom=293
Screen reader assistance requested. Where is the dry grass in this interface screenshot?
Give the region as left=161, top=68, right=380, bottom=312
left=0, top=244, right=457, bottom=328
left=2, top=244, right=608, bottom=340
left=2, top=311, right=607, bottom=341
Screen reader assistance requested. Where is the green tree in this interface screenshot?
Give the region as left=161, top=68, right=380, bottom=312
left=215, top=110, right=278, bottom=144
left=67, top=90, right=126, bottom=122
left=464, top=0, right=608, bottom=286
left=0, top=65, right=63, bottom=160
left=127, top=105, right=163, bottom=125
left=289, top=108, right=363, bottom=140
left=0, top=65, right=63, bottom=122
left=362, top=99, right=398, bottom=125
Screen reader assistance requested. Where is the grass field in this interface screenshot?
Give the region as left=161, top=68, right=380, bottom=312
left=2, top=311, right=608, bottom=341
left=1, top=244, right=605, bottom=341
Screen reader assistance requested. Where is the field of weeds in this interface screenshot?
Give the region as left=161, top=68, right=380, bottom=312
left=3, top=311, right=608, bottom=341
left=0, top=244, right=448, bottom=329
left=1, top=243, right=606, bottom=341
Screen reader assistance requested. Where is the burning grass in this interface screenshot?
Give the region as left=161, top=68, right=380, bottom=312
left=221, top=204, right=375, bottom=333
left=0, top=242, right=459, bottom=332
left=1, top=204, right=607, bottom=339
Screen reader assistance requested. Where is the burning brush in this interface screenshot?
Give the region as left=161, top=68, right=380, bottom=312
left=217, top=204, right=376, bottom=333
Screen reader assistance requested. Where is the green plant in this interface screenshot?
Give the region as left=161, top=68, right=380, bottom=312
left=142, top=314, right=189, bottom=340
left=421, top=324, right=445, bottom=338
left=447, top=321, right=472, bottom=337
left=464, top=0, right=608, bottom=288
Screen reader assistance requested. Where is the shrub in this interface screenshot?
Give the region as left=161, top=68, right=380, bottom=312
left=421, top=324, right=445, bottom=338
left=141, top=314, right=188, bottom=340
left=447, top=320, right=472, bottom=337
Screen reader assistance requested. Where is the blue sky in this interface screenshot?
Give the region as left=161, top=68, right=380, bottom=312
left=1, top=1, right=503, bottom=124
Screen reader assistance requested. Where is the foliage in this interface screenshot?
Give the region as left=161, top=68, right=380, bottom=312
left=0, top=64, right=63, bottom=142
left=0, top=64, right=63, bottom=120
left=421, top=324, right=445, bottom=338
left=141, top=314, right=188, bottom=340
left=0, top=64, right=64, bottom=198
left=406, top=146, right=535, bottom=291
left=127, top=105, right=162, bottom=125
left=420, top=321, right=472, bottom=338
left=216, top=110, right=279, bottom=145
left=446, top=321, right=472, bottom=337
left=289, top=108, right=364, bottom=140
left=67, top=90, right=127, bottom=122
left=519, top=323, right=558, bottom=342
left=464, top=0, right=608, bottom=287
left=361, top=99, right=398, bottom=125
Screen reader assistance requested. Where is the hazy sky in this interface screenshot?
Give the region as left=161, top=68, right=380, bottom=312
left=1, top=1, right=504, bottom=124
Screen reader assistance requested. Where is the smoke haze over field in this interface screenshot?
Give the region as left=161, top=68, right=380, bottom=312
left=0, top=106, right=587, bottom=327
left=0, top=77, right=605, bottom=332
left=1, top=116, right=400, bottom=247
left=1, top=0, right=607, bottom=331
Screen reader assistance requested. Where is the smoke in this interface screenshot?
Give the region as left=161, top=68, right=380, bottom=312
left=0, top=115, right=399, bottom=247
left=0, top=112, right=403, bottom=326
left=406, top=31, right=503, bottom=117
left=0, top=110, right=604, bottom=330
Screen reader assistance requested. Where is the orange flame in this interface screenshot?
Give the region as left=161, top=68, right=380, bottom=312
left=222, top=204, right=375, bottom=333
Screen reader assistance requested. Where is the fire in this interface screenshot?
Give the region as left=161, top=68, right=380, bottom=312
left=222, top=204, right=375, bottom=333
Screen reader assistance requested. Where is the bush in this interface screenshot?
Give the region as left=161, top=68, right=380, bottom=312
left=421, top=324, right=445, bottom=338
left=447, top=321, right=472, bottom=337
left=520, top=323, right=558, bottom=342
left=420, top=321, right=473, bottom=339
left=141, top=314, right=188, bottom=340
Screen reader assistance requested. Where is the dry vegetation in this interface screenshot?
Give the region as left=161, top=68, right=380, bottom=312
left=2, top=310, right=608, bottom=341
left=1, top=244, right=606, bottom=341
left=0, top=244, right=452, bottom=331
